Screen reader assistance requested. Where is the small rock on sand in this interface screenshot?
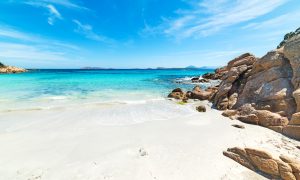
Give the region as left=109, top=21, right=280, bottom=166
left=139, top=148, right=148, bottom=156
left=196, top=105, right=206, bottom=112
left=232, top=124, right=245, bottom=129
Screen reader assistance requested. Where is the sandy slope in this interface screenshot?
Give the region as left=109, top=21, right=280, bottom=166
left=0, top=100, right=299, bottom=180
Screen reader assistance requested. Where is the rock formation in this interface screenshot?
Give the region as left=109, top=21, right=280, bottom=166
left=0, top=62, right=27, bottom=74
left=223, top=147, right=300, bottom=180
left=168, top=32, right=300, bottom=140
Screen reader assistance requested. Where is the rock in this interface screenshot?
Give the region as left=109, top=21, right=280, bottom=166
left=168, top=88, right=185, bottom=100
left=237, top=114, right=259, bottom=125
left=296, top=146, right=300, bottom=150
left=212, top=53, right=256, bottom=110
left=235, top=50, right=296, bottom=117
left=245, top=148, right=273, bottom=159
left=224, top=147, right=300, bottom=179
left=223, top=147, right=255, bottom=170
left=277, top=160, right=296, bottom=180
left=290, top=112, right=300, bottom=125
left=139, top=148, right=148, bottom=156
left=202, top=73, right=215, bottom=79
left=222, top=110, right=237, bottom=118
left=196, top=105, right=206, bottom=112
left=284, top=34, right=300, bottom=112
left=171, top=88, right=183, bottom=93
left=0, top=65, right=27, bottom=74
left=189, top=86, right=213, bottom=100
left=280, top=155, right=300, bottom=164
left=199, top=78, right=209, bottom=83
left=232, top=124, right=245, bottom=129
left=290, top=163, right=300, bottom=173
left=283, top=125, right=300, bottom=140
left=248, top=154, right=280, bottom=176
left=293, top=89, right=300, bottom=112
left=191, top=77, right=199, bottom=82
left=268, top=126, right=283, bottom=133
left=255, top=110, right=289, bottom=127
left=295, top=173, right=300, bottom=180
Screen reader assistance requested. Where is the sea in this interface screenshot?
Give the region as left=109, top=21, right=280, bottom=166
left=0, top=69, right=214, bottom=112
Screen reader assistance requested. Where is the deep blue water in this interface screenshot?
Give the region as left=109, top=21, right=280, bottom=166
left=0, top=69, right=213, bottom=110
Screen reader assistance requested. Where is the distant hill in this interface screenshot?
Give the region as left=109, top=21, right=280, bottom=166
left=185, top=65, right=219, bottom=69
left=81, top=67, right=107, bottom=70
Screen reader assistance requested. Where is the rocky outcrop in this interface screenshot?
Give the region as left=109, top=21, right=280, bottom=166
left=0, top=64, right=27, bottom=74
left=168, top=33, right=300, bottom=140
left=223, top=147, right=300, bottom=179
left=212, top=53, right=256, bottom=110
left=235, top=50, right=296, bottom=117
left=284, top=35, right=300, bottom=111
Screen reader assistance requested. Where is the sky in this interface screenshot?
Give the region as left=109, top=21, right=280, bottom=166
left=0, top=0, right=300, bottom=69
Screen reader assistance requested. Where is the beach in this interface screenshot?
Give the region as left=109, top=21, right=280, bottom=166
left=1, top=99, right=299, bottom=180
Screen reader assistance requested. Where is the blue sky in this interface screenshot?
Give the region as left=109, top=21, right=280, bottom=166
left=0, top=0, right=300, bottom=68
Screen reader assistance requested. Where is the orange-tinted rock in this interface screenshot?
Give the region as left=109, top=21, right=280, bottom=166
left=290, top=112, right=300, bottom=125
left=255, top=110, right=289, bottom=127
left=283, top=125, right=300, bottom=140
left=0, top=66, right=27, bottom=73
left=268, top=126, right=283, bottom=133
left=245, top=148, right=273, bottom=159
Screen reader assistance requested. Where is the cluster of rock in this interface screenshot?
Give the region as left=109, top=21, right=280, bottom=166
left=0, top=63, right=27, bottom=74
left=168, top=34, right=300, bottom=140
left=223, top=147, right=300, bottom=180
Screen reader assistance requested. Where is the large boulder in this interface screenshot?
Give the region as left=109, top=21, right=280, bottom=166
left=168, top=88, right=185, bottom=100
left=212, top=53, right=256, bottom=110
left=235, top=50, right=296, bottom=117
left=187, top=86, right=216, bottom=101
left=223, top=147, right=300, bottom=179
left=284, top=34, right=300, bottom=112
left=283, top=125, right=300, bottom=140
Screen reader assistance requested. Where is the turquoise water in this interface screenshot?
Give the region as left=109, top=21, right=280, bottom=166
left=0, top=69, right=212, bottom=110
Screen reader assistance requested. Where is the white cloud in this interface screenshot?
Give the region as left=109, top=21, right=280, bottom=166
left=24, top=1, right=63, bottom=25
left=0, top=25, right=81, bottom=66
left=0, top=42, right=67, bottom=61
left=46, top=4, right=62, bottom=25
left=243, top=11, right=300, bottom=30
left=73, top=19, right=115, bottom=44
left=156, top=0, right=288, bottom=39
left=40, top=0, right=88, bottom=10
left=24, top=0, right=88, bottom=10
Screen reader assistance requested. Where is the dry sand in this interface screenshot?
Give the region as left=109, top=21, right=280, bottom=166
left=0, top=100, right=299, bottom=180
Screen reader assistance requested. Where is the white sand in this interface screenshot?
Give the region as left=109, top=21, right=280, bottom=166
left=0, top=100, right=299, bottom=180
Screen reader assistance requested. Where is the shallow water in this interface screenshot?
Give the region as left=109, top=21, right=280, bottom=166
left=0, top=69, right=213, bottom=111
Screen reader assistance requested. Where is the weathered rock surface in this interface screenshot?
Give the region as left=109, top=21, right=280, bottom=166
left=0, top=65, right=27, bottom=74
left=168, top=88, right=185, bottom=100
left=235, top=50, right=296, bottom=117
left=224, top=147, right=300, bottom=179
left=167, top=34, right=300, bottom=140
left=212, top=53, right=256, bottom=110
left=284, top=35, right=300, bottom=112
left=196, top=105, right=206, bottom=112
